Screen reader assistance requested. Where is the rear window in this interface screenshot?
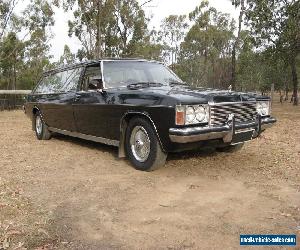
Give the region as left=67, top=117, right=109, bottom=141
left=35, top=67, right=82, bottom=94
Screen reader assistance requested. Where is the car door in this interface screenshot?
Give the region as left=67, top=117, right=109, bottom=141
left=73, top=63, right=109, bottom=137
left=35, top=67, right=83, bottom=132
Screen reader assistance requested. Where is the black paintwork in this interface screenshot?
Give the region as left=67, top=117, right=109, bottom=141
left=24, top=59, right=270, bottom=153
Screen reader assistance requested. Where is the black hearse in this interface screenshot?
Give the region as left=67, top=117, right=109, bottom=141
left=24, top=59, right=276, bottom=171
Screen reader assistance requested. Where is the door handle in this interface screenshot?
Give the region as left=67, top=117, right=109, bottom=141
left=74, top=93, right=81, bottom=102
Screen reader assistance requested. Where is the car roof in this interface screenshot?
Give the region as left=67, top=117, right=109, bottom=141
left=43, top=58, right=162, bottom=76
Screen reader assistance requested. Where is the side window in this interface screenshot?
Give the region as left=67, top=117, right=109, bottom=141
left=81, top=64, right=102, bottom=91
left=34, top=67, right=82, bottom=94
left=34, top=75, right=55, bottom=94
left=58, top=67, right=82, bottom=92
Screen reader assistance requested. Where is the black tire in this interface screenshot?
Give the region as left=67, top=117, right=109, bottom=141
left=125, top=117, right=167, bottom=171
left=217, top=143, right=244, bottom=153
left=34, top=112, right=51, bottom=140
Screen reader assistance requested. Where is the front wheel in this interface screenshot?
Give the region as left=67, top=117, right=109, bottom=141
left=34, top=112, right=51, bottom=140
left=125, top=118, right=167, bottom=171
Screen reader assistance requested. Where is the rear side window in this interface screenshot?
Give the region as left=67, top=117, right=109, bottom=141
left=81, top=64, right=101, bottom=91
left=35, top=67, right=82, bottom=94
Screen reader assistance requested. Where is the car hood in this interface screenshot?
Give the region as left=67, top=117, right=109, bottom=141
left=141, top=84, right=259, bottom=104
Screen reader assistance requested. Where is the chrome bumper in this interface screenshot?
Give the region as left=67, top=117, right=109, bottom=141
left=169, top=116, right=276, bottom=144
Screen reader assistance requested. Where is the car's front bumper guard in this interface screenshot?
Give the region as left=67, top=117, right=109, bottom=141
left=169, top=116, right=277, bottom=144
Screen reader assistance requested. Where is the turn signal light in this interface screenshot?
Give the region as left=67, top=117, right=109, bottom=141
left=176, top=106, right=185, bottom=125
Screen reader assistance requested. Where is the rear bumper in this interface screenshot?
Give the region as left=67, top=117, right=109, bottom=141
left=169, top=116, right=276, bottom=144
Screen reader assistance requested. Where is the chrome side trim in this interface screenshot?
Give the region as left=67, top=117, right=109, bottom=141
left=48, top=127, right=119, bottom=147
left=101, top=60, right=105, bottom=89
left=101, top=58, right=163, bottom=64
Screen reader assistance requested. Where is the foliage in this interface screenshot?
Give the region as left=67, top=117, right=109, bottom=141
left=0, top=0, right=299, bottom=106
left=159, top=14, right=188, bottom=67
left=59, top=0, right=155, bottom=59
left=177, top=1, right=235, bottom=88
left=59, top=45, right=75, bottom=64
left=245, top=0, right=299, bottom=104
left=0, top=0, right=55, bottom=90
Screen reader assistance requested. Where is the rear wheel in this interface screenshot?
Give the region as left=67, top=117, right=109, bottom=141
left=217, top=143, right=244, bottom=153
left=125, top=117, right=167, bottom=171
left=34, top=112, right=51, bottom=140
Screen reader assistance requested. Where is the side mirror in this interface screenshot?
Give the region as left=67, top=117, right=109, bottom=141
left=89, top=79, right=103, bottom=92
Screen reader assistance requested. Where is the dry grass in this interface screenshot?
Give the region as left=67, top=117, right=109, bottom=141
left=0, top=98, right=299, bottom=249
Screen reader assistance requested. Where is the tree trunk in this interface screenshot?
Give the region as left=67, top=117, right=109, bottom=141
left=285, top=83, right=288, bottom=101
left=291, top=56, right=298, bottom=105
left=231, top=48, right=236, bottom=90
left=95, top=0, right=102, bottom=59
left=231, top=0, right=245, bottom=91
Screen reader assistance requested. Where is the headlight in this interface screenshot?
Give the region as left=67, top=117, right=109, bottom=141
left=256, top=101, right=270, bottom=116
left=176, top=104, right=208, bottom=125
left=186, top=106, right=196, bottom=124
left=195, top=105, right=207, bottom=122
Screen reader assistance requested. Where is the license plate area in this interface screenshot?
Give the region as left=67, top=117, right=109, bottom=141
left=231, top=129, right=254, bottom=145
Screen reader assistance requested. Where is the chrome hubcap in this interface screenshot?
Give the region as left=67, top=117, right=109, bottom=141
left=130, top=126, right=150, bottom=162
left=36, top=116, right=42, bottom=135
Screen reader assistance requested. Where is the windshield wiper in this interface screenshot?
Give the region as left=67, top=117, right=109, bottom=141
left=169, top=80, right=187, bottom=86
left=127, top=82, right=164, bottom=90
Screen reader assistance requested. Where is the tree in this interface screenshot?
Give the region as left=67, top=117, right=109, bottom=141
left=60, top=0, right=150, bottom=59
left=245, top=0, right=300, bottom=105
left=231, top=0, right=245, bottom=90
left=59, top=44, right=75, bottom=64
left=0, top=0, right=19, bottom=40
left=21, top=0, right=55, bottom=88
left=0, top=0, right=55, bottom=90
left=178, top=1, right=235, bottom=88
left=159, top=15, right=188, bottom=68
left=0, top=32, right=24, bottom=90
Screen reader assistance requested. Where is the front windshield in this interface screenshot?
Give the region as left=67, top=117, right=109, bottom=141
left=103, top=61, right=183, bottom=88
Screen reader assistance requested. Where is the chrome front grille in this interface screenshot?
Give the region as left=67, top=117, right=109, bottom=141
left=210, top=102, right=257, bottom=126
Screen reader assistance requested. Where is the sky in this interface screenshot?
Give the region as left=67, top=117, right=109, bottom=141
left=18, top=0, right=240, bottom=61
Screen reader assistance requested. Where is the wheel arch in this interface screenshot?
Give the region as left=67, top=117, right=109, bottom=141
left=118, top=111, right=165, bottom=158
left=31, top=106, right=48, bottom=130
left=32, top=106, right=40, bottom=115
left=31, top=106, right=41, bottom=130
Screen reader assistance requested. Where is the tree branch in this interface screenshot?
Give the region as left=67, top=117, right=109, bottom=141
left=140, top=0, right=153, bottom=8
left=0, top=0, right=19, bottom=40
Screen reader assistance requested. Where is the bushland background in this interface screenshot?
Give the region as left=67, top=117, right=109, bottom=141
left=1, top=1, right=300, bottom=249
left=0, top=0, right=299, bottom=104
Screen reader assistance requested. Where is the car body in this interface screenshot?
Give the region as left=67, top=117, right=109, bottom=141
left=24, top=59, right=276, bottom=171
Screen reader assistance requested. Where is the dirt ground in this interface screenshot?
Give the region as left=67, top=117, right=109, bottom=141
left=0, top=100, right=300, bottom=249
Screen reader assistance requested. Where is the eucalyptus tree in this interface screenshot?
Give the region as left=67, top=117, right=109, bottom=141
left=237, top=35, right=291, bottom=93
left=59, top=0, right=151, bottom=59
left=0, top=0, right=23, bottom=90
left=178, top=1, right=235, bottom=88
left=231, top=0, right=245, bottom=90
left=159, top=15, right=188, bottom=67
left=0, top=0, right=19, bottom=40
left=59, top=44, right=75, bottom=64
left=0, top=32, right=24, bottom=90
left=0, top=0, right=55, bottom=90
left=20, top=0, right=55, bottom=88
left=245, top=0, right=300, bottom=105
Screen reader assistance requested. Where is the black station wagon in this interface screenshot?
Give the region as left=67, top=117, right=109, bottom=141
left=24, top=59, right=276, bottom=171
